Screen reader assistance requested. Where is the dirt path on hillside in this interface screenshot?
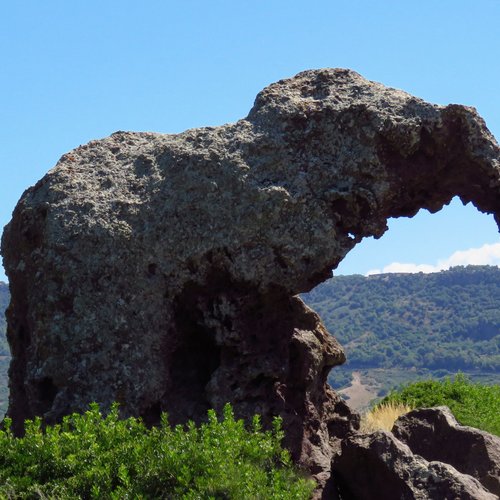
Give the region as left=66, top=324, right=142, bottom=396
left=338, top=371, right=379, bottom=412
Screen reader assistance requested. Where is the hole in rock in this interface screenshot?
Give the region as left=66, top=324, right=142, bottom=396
left=302, top=197, right=500, bottom=411
left=337, top=198, right=499, bottom=277
left=140, top=401, right=162, bottom=427
left=170, top=321, right=220, bottom=397
left=35, top=376, right=58, bottom=408
left=168, top=288, right=222, bottom=424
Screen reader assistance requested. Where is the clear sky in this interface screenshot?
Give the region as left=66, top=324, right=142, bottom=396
left=1, top=1, right=499, bottom=282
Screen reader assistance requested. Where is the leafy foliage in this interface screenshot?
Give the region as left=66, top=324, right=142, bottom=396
left=302, top=266, right=500, bottom=375
left=381, top=374, right=500, bottom=436
left=0, top=403, right=315, bottom=499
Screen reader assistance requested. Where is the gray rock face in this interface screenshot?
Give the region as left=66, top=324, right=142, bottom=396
left=393, top=406, right=500, bottom=496
left=331, top=430, right=497, bottom=500
left=2, top=68, right=500, bottom=481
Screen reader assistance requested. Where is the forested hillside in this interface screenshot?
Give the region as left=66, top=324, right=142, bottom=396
left=0, top=282, right=9, bottom=352
left=0, top=281, right=9, bottom=416
left=302, top=266, right=500, bottom=395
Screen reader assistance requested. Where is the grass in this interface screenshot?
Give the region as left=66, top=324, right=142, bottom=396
left=380, top=373, right=500, bottom=436
left=360, top=401, right=413, bottom=433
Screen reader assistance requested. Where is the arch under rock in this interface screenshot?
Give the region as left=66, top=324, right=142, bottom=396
left=2, top=69, right=499, bottom=486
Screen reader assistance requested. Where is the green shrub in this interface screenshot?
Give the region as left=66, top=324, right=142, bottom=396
left=0, top=403, right=315, bottom=499
left=381, top=373, right=500, bottom=436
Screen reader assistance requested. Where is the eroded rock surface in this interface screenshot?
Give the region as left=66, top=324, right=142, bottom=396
left=331, top=430, right=497, bottom=500
left=2, top=69, right=500, bottom=481
left=393, top=406, right=500, bottom=496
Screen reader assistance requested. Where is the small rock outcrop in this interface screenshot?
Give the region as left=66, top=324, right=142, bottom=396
left=331, top=430, right=497, bottom=500
left=392, top=406, right=500, bottom=496
left=2, top=68, right=500, bottom=484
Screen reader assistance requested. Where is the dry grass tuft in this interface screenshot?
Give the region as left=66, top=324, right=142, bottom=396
left=360, top=401, right=413, bottom=433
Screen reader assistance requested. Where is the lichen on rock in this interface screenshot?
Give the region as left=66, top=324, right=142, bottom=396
left=2, top=68, right=499, bottom=486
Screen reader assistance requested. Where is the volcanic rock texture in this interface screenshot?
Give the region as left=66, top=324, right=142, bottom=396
left=2, top=69, right=500, bottom=480
left=392, top=406, right=500, bottom=496
left=332, top=430, right=497, bottom=500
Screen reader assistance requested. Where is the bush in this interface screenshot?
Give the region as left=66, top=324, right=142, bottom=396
left=381, top=373, right=500, bottom=436
left=0, top=403, right=315, bottom=499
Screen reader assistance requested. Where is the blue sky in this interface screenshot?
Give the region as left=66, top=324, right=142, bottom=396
left=1, top=1, right=499, bottom=282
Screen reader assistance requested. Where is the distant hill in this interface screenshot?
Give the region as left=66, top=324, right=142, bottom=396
left=302, top=265, right=500, bottom=400
left=0, top=282, right=9, bottom=416
left=0, top=282, right=9, bottom=354
left=303, top=265, right=500, bottom=372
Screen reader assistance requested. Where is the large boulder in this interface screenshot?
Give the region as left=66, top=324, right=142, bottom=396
left=2, top=68, right=500, bottom=481
left=331, top=430, right=497, bottom=500
left=392, top=406, right=500, bottom=496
